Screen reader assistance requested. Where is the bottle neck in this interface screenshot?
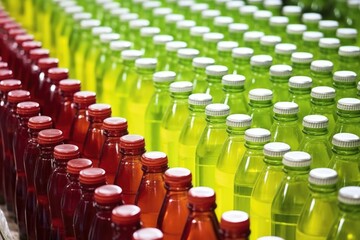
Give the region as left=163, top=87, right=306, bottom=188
left=223, top=85, right=245, bottom=93
left=332, top=146, right=359, bottom=157
left=249, top=99, right=273, bottom=108
left=309, top=183, right=337, bottom=194
left=142, top=165, right=168, bottom=173
left=103, top=129, right=129, bottom=137
left=302, top=127, right=328, bottom=136
left=244, top=141, right=267, bottom=150
left=136, top=67, right=156, bottom=76
left=311, top=98, right=336, bottom=107
left=233, top=57, right=250, bottom=66
left=206, top=115, right=227, bottom=124
left=283, top=166, right=310, bottom=176
left=273, top=113, right=298, bottom=122
left=207, top=75, right=223, bottom=84
left=251, top=65, right=270, bottom=73
left=121, top=147, right=146, bottom=157
left=289, top=87, right=311, bottom=96
left=53, top=160, right=69, bottom=170
left=165, top=182, right=192, bottom=192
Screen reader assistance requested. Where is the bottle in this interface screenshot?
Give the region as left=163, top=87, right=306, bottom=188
left=336, top=28, right=358, bottom=45
left=61, top=158, right=93, bottom=239
left=271, top=151, right=311, bottom=240
left=118, top=13, right=139, bottom=37
left=333, top=98, right=360, bottom=137
left=239, top=5, right=258, bottom=28
left=302, top=13, right=322, bottom=31
left=250, top=142, right=291, bottom=239
left=201, top=9, right=221, bottom=30
left=328, top=133, right=360, bottom=187
left=221, top=74, right=248, bottom=114
left=191, top=4, right=209, bottom=23
left=176, top=20, right=196, bottom=43
left=127, top=58, right=157, bottom=135
left=88, top=184, right=124, bottom=240
left=215, top=114, right=252, bottom=215
left=164, top=14, right=185, bottom=38
left=246, top=55, right=273, bottom=93
left=48, top=144, right=80, bottom=239
left=115, top=134, right=145, bottom=204
left=34, top=129, right=64, bottom=240
left=319, top=38, right=340, bottom=63
left=286, top=24, right=307, bottom=46
left=296, top=168, right=339, bottom=240
left=192, top=57, right=215, bottom=93
left=260, top=36, right=282, bottom=58
left=24, top=116, right=53, bottom=240
left=327, top=186, right=360, bottom=239
left=288, top=76, right=313, bottom=122
left=232, top=47, right=253, bottom=79
left=226, top=1, right=244, bottom=21
left=244, top=31, right=265, bottom=55
left=34, top=58, right=59, bottom=104
left=164, top=41, right=187, bottom=71
left=176, top=48, right=200, bottom=82
left=217, top=41, right=238, bottom=71
left=189, top=26, right=210, bottom=51
left=333, top=71, right=357, bottom=101
left=153, top=35, right=174, bottom=71
left=214, top=16, right=234, bottom=38
left=83, top=103, right=112, bottom=166
left=203, top=32, right=224, bottom=59
left=310, top=60, right=334, bottom=87
left=248, top=88, right=274, bottom=130
left=181, top=186, right=221, bottom=240
left=205, top=65, right=228, bottom=103
left=228, top=23, right=249, bottom=46
left=301, top=31, right=324, bottom=59
left=111, top=205, right=142, bottom=240
left=157, top=168, right=192, bottom=240
left=338, top=46, right=360, bottom=77
left=129, top=19, right=150, bottom=49
left=73, top=168, right=107, bottom=240
left=152, top=8, right=172, bottom=31
left=253, top=10, right=272, bottom=35
left=274, top=43, right=297, bottom=65
left=135, top=151, right=168, bottom=227
left=69, top=91, right=96, bottom=151
left=234, top=128, right=271, bottom=213
left=145, top=71, right=176, bottom=151
left=220, top=211, right=251, bottom=240
left=318, top=20, right=339, bottom=38
left=140, top=27, right=160, bottom=58
left=133, top=228, right=164, bottom=240
left=161, top=81, right=193, bottom=167
left=291, top=52, right=313, bottom=77
left=270, top=65, right=293, bottom=102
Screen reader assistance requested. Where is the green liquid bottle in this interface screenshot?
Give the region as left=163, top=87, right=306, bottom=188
left=176, top=48, right=200, bottom=82
left=301, top=31, right=323, bottom=58
left=270, top=102, right=303, bottom=150
left=152, top=7, right=172, bottom=30
left=291, top=52, right=313, bottom=77
left=215, top=114, right=252, bottom=216
left=234, top=127, right=271, bottom=213
left=271, top=151, right=311, bottom=240
left=248, top=88, right=274, bottom=130
left=296, top=168, right=339, bottom=240
left=327, top=186, right=360, bottom=240
left=358, top=82, right=360, bottom=99
left=246, top=55, right=273, bottom=94
left=260, top=36, right=282, bottom=58
left=336, top=28, right=358, bottom=46
left=264, top=0, right=282, bottom=16
left=108, top=8, right=130, bottom=32
left=140, top=27, right=161, bottom=57
left=93, top=0, right=112, bottom=20
left=274, top=43, right=297, bottom=65
left=217, top=41, right=239, bottom=72
left=282, top=6, right=302, bottom=24
left=190, top=3, right=209, bottom=24
left=239, top=5, right=258, bottom=29
left=250, top=142, right=291, bottom=239
left=253, top=10, right=273, bottom=35
left=176, top=20, right=196, bottom=43
left=153, top=35, right=174, bottom=71
left=201, top=9, right=221, bottom=30
left=232, top=47, right=253, bottom=80
left=270, top=64, right=293, bottom=103
left=244, top=31, right=265, bottom=55
left=299, top=115, right=333, bottom=169
left=129, top=19, right=150, bottom=49
left=226, top=1, right=244, bottom=22
left=286, top=24, right=307, bottom=46
left=333, top=98, right=360, bottom=137
left=176, top=0, right=194, bottom=17
left=319, top=38, right=341, bottom=65
left=101, top=2, right=120, bottom=25
left=333, top=71, right=358, bottom=101
left=228, top=23, right=249, bottom=46
left=221, top=74, right=248, bottom=114
left=142, top=1, right=161, bottom=21
left=195, top=103, right=230, bottom=188
left=192, top=57, right=216, bottom=93
left=338, top=46, right=360, bottom=79
left=205, top=65, right=228, bottom=103
left=189, top=26, right=211, bottom=51
left=288, top=76, right=313, bottom=122
left=302, top=13, right=322, bottom=31
left=164, top=14, right=184, bottom=37
left=127, top=58, right=157, bottom=135
left=203, top=32, right=225, bottom=60
left=318, top=20, right=339, bottom=38
left=269, top=16, right=289, bottom=41
left=310, top=60, right=334, bottom=87
left=119, top=13, right=139, bottom=37
left=164, top=41, right=187, bottom=71
left=213, top=16, right=234, bottom=39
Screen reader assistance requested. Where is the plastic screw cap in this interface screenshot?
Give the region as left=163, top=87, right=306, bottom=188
left=309, top=168, right=338, bottom=185
left=228, top=23, right=249, bottom=33
left=91, top=26, right=112, bottom=36
left=203, top=32, right=224, bottom=42
left=88, top=103, right=112, bottom=118
left=338, top=186, right=360, bottom=205
left=112, top=205, right=141, bottom=225
left=249, top=88, right=273, bottom=101
left=206, top=65, right=228, bottom=76
left=303, top=115, right=328, bottom=129
left=176, top=20, right=196, bottom=30
left=140, top=27, right=160, bottom=37
left=336, top=28, right=358, bottom=39
left=177, top=48, right=200, bottom=59
left=282, top=6, right=302, bottom=16
left=29, top=48, right=50, bottom=61
left=188, top=186, right=216, bottom=206
left=260, top=35, right=282, bottom=46
left=220, top=211, right=250, bottom=235
left=141, top=151, right=168, bottom=167
left=303, top=31, right=324, bottom=42
left=333, top=71, right=357, bottom=83
left=153, top=35, right=174, bottom=45
left=217, top=41, right=239, bottom=52
left=103, top=117, right=128, bottom=131
left=254, top=10, right=273, bottom=20
left=110, top=8, right=130, bottom=18
left=22, top=41, right=42, bottom=53
left=245, top=128, right=271, bottom=143
left=165, top=14, right=184, bottom=23
left=239, top=5, right=258, bottom=15
left=38, top=58, right=59, bottom=71
left=190, top=26, right=210, bottom=37
left=202, top=9, right=221, bottom=19
left=15, top=34, right=34, bottom=45
left=79, top=167, right=106, bottom=185
left=7, top=90, right=31, bottom=103
left=192, top=57, right=215, bottom=68
left=244, top=31, right=265, bottom=42
left=302, top=12, right=322, bottom=23
left=153, top=71, right=176, bottom=82
left=110, top=41, right=132, bottom=51
left=337, top=98, right=360, bottom=111
left=269, top=16, right=289, bottom=26
left=270, top=64, right=292, bottom=77
left=0, top=79, right=21, bottom=91
left=48, top=68, right=69, bottom=82
left=286, top=24, right=307, bottom=35
left=226, top=1, right=245, bottom=10
left=188, top=93, right=212, bottom=106
left=222, top=74, right=245, bottom=87
left=16, top=101, right=40, bottom=116
left=310, top=60, right=333, bottom=72
left=169, top=81, right=193, bottom=93
left=319, top=20, right=339, bottom=30
left=129, top=19, right=150, bottom=29
left=311, top=86, right=336, bottom=99
left=191, top=3, right=209, bottom=12
left=67, top=158, right=93, bottom=175
left=226, top=114, right=252, bottom=128
left=38, top=129, right=64, bottom=145
left=120, top=13, right=139, bottom=22
left=120, top=134, right=145, bottom=150
left=214, top=16, right=234, bottom=26
left=73, top=91, right=96, bottom=104
left=205, top=103, right=230, bottom=116
left=100, top=33, right=121, bottom=43
left=153, top=7, right=172, bottom=16
left=121, top=50, right=144, bottom=61
left=319, top=38, right=340, bottom=49
left=282, top=151, right=312, bottom=168
left=291, top=52, right=313, bottom=63
left=135, top=58, right=157, bottom=69
left=232, top=47, right=254, bottom=59
left=263, top=142, right=291, bottom=158
left=54, top=144, right=80, bottom=161
left=132, top=228, right=163, bottom=240
left=164, top=167, right=192, bottom=185
left=273, top=102, right=299, bottom=115
left=338, top=46, right=360, bottom=57
left=94, top=184, right=123, bottom=204
left=80, top=19, right=101, bottom=29
left=165, top=41, right=187, bottom=52
left=275, top=43, right=297, bottom=55
left=250, top=55, right=273, bottom=66
left=28, top=116, right=53, bottom=130
left=59, top=79, right=81, bottom=92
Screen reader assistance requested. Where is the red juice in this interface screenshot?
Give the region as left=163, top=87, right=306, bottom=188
left=111, top=205, right=142, bottom=240
left=12, top=34, right=34, bottom=76
left=220, top=211, right=250, bottom=240
left=26, top=49, right=50, bottom=95
left=0, top=17, right=14, bottom=54
left=1, top=23, right=23, bottom=63
left=35, top=58, right=59, bottom=104
left=19, top=41, right=42, bottom=83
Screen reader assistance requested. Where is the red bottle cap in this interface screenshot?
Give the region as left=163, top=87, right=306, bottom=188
left=59, top=79, right=81, bottom=92
left=22, top=41, right=42, bottom=54
left=164, top=167, right=192, bottom=186
left=4, top=22, right=21, bottom=31
left=0, top=61, right=9, bottom=69
left=119, top=134, right=145, bottom=149
left=111, top=205, right=141, bottom=225
left=14, top=34, right=34, bottom=44
left=67, top=158, right=93, bottom=175
left=188, top=187, right=216, bottom=207
left=28, top=116, right=53, bottom=130
left=54, top=144, right=80, bottom=161
left=132, top=228, right=163, bottom=240
left=73, top=91, right=96, bottom=104
left=37, top=129, right=64, bottom=145
left=88, top=103, right=111, bottom=118
left=48, top=67, right=69, bottom=82
left=141, top=151, right=168, bottom=167
left=0, top=69, right=14, bottom=80
left=220, top=211, right=250, bottom=236
left=38, top=58, right=59, bottom=71
left=79, top=167, right=106, bottom=185
left=9, top=29, right=27, bottom=38
left=16, top=101, right=40, bottom=116
left=0, top=12, right=9, bottom=18
left=7, top=90, right=31, bottom=103
left=29, top=48, right=50, bottom=62
left=103, top=117, right=128, bottom=131
left=0, top=17, right=13, bottom=27
left=94, top=184, right=123, bottom=204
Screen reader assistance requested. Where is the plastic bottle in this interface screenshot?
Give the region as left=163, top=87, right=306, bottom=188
left=176, top=48, right=200, bottom=82
left=336, top=28, right=358, bottom=45
left=157, top=168, right=192, bottom=240
left=203, top=32, right=224, bottom=59
left=239, top=5, right=258, bottom=28
left=318, top=20, right=339, bottom=38
left=133, top=228, right=164, bottom=240
left=319, top=38, right=340, bottom=64
left=220, top=210, right=251, bottom=240
left=337, top=46, right=360, bottom=78
left=221, top=74, right=248, bottom=114
left=301, top=31, right=324, bottom=59
left=246, top=55, right=273, bottom=93
left=271, top=151, right=311, bottom=240
left=152, top=8, right=172, bottom=31
left=296, top=168, right=339, bottom=240
left=232, top=47, right=253, bottom=80
left=254, top=10, right=272, bottom=35
left=140, top=27, right=161, bottom=57
left=274, top=43, right=297, bottom=65
left=153, top=35, right=174, bottom=71
left=164, top=41, right=187, bottom=71
left=226, top=1, right=244, bottom=21
left=111, top=205, right=142, bottom=240
left=260, top=36, right=282, bottom=58
left=34, top=58, right=59, bottom=104
left=216, top=114, right=252, bottom=215
left=176, top=20, right=196, bottom=43
left=244, top=31, right=265, bottom=55
left=302, top=13, right=322, bottom=31
left=135, top=151, right=168, bottom=227
left=201, top=9, right=221, bottom=30
left=288, top=76, right=313, bottom=122
left=164, top=14, right=184, bottom=38
left=270, top=65, right=293, bottom=102
left=268, top=16, right=288, bottom=40
left=228, top=23, right=249, bottom=46
left=189, top=26, right=210, bottom=51
left=310, top=60, right=334, bottom=87
left=191, top=4, right=209, bottom=23
left=248, top=88, right=274, bottom=130
left=291, top=52, right=313, bottom=77
left=286, top=24, right=307, bottom=46
left=129, top=19, right=150, bottom=49
left=192, top=57, right=215, bottom=93
left=205, top=65, right=228, bottom=103
left=250, top=142, right=291, bottom=239
left=333, top=98, right=360, bottom=137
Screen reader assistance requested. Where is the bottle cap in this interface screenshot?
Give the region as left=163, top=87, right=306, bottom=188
left=129, top=19, right=150, bottom=29
left=338, top=46, right=360, bottom=57
left=22, top=41, right=42, bottom=53
left=4, top=22, right=22, bottom=32
left=153, top=7, right=172, bottom=16
left=203, top=32, right=224, bottom=42
left=226, top=114, right=252, bottom=128
left=166, top=41, right=187, bottom=52
left=59, top=1, right=76, bottom=8
left=140, top=27, right=160, bottom=37
left=303, top=114, right=328, bottom=129
left=121, top=50, right=143, bottom=61
left=94, top=184, right=122, bottom=204
left=188, top=186, right=215, bottom=206
left=206, top=65, right=228, bottom=76
left=239, top=5, right=258, bottom=15
left=245, top=128, right=271, bottom=143
left=153, top=71, right=176, bottom=82
left=269, top=16, right=289, bottom=26
left=275, top=43, right=297, bottom=55
left=249, top=88, right=273, bottom=101
left=190, top=26, right=210, bottom=37
left=264, top=142, right=291, bottom=158
left=201, top=9, right=221, bottom=19
left=244, top=31, right=265, bottom=42
left=28, top=116, right=53, bottom=130
left=228, top=23, right=249, bottom=33
left=112, top=205, right=141, bottom=225
left=282, top=5, right=302, bottom=16
left=222, top=74, right=245, bottom=86
left=110, top=8, right=130, bottom=17
left=226, top=1, right=245, bottom=10
left=217, top=41, right=239, bottom=52
left=79, top=167, right=106, bottom=185
left=164, top=167, right=192, bottom=185
left=80, top=19, right=101, bottom=29
left=260, top=35, right=282, bottom=46
left=67, top=158, right=93, bottom=175
left=64, top=5, right=83, bottom=15
left=0, top=79, right=20, bottom=92
left=302, top=12, right=322, bottom=23
left=169, top=81, right=193, bottom=93
left=176, top=20, right=196, bottom=30
left=232, top=47, right=254, bottom=59
left=48, top=68, right=69, bottom=82
left=88, top=103, right=112, bottom=118
left=188, top=93, right=212, bottom=106
left=337, top=98, right=360, bottom=111
left=165, top=14, right=184, bottom=23
left=133, top=228, right=163, bottom=240
left=338, top=186, right=360, bottom=205
left=310, top=60, right=333, bottom=72
left=38, top=58, right=59, bottom=71
left=191, top=3, right=209, bottom=12
left=29, top=48, right=50, bottom=61
left=333, top=71, right=357, bottom=83
left=319, top=38, right=340, bottom=49
left=291, top=52, right=313, bottom=63
left=120, top=134, right=145, bottom=150
left=336, top=28, right=358, bottom=39
left=100, top=33, right=120, bottom=43
left=192, top=57, right=215, bottom=68
left=142, top=1, right=161, bottom=9
left=103, top=2, right=120, bottom=10
left=54, top=144, right=80, bottom=160
left=120, top=13, right=139, bottom=22
left=205, top=103, right=230, bottom=117
left=318, top=20, right=339, bottom=30
left=73, top=91, right=96, bottom=105
left=110, top=41, right=132, bottom=51
left=177, top=48, right=200, bottom=59
left=0, top=62, right=8, bottom=69
left=286, top=24, right=307, bottom=35
left=311, top=86, right=336, bottom=99
left=214, top=16, right=234, bottom=26
left=250, top=55, right=273, bottom=66
left=270, top=64, right=292, bottom=77
left=7, top=90, right=30, bottom=103
left=153, top=35, right=174, bottom=45
left=38, top=129, right=64, bottom=145
left=302, top=31, right=324, bottom=42
left=220, top=211, right=250, bottom=235
left=273, top=102, right=299, bottom=115
left=59, top=79, right=81, bottom=92
left=8, top=29, right=27, bottom=39
left=73, top=12, right=92, bottom=22
left=309, top=168, right=338, bottom=185
left=135, top=58, right=157, bottom=69
left=141, top=151, right=168, bottom=167
left=254, top=10, right=272, bottom=20
left=282, top=151, right=311, bottom=167
left=103, top=117, right=128, bottom=131
left=91, top=26, right=112, bottom=36
left=15, top=34, right=34, bottom=45
left=16, top=101, right=40, bottom=116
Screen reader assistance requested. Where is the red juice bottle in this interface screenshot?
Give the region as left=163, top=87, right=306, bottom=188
left=27, top=48, right=50, bottom=94
left=0, top=61, right=9, bottom=69
left=24, top=116, right=53, bottom=240
left=111, top=205, right=142, bottom=240
left=99, top=117, right=128, bottom=183
left=181, top=187, right=221, bottom=240
left=35, top=58, right=59, bottom=104
left=73, top=167, right=107, bottom=240
left=55, top=79, right=81, bottom=141
left=0, top=17, right=14, bottom=53
left=133, top=228, right=164, bottom=240
left=34, top=129, right=64, bottom=240
left=13, top=101, right=40, bottom=239
left=61, top=158, right=93, bottom=239
left=157, top=167, right=192, bottom=240
left=69, top=91, right=96, bottom=151
left=83, top=103, right=111, bottom=166
left=114, top=134, right=145, bottom=204
left=220, top=211, right=250, bottom=240
left=19, top=41, right=42, bottom=83
left=135, top=151, right=168, bottom=227
left=88, top=184, right=124, bottom=240
left=3, top=27, right=26, bottom=67
left=12, top=34, right=34, bottom=76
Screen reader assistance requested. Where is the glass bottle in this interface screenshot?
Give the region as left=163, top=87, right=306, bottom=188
left=118, top=13, right=139, bottom=37
left=253, top=10, right=272, bottom=35
left=302, top=13, right=322, bottom=31
left=133, top=228, right=164, bottom=240
left=215, top=114, right=252, bottom=215
left=192, top=57, right=215, bottom=93
left=333, top=71, right=357, bottom=101
left=203, top=32, right=224, bottom=60
left=234, top=128, right=271, bottom=213
left=152, top=8, right=172, bottom=31
left=274, top=43, right=297, bottom=65
left=239, top=5, right=258, bottom=28
left=157, top=168, right=192, bottom=240
left=333, top=98, right=360, bottom=137
left=228, top=23, right=249, bottom=46
left=286, top=24, right=307, bottom=46
left=338, top=46, right=360, bottom=78
left=288, top=76, right=313, bottom=122
left=221, top=74, right=248, bottom=114
left=226, top=1, right=244, bottom=21
left=217, top=41, right=238, bottom=71
left=336, top=28, right=358, bottom=46
left=269, top=17, right=288, bottom=40
left=246, top=55, right=273, bottom=94
left=318, top=20, right=339, bottom=38
left=205, top=65, right=228, bottom=103
left=111, top=204, right=142, bottom=240
left=176, top=20, right=196, bottom=44
left=191, top=4, right=209, bottom=23
left=271, top=151, right=311, bottom=240
left=318, top=38, right=340, bottom=64
left=34, top=58, right=59, bottom=104
left=164, top=14, right=184, bottom=38
left=135, top=151, right=168, bottom=227
left=270, top=65, right=293, bottom=102
left=244, top=31, right=264, bottom=55
left=260, top=36, right=282, bottom=58
left=189, top=26, right=210, bottom=51
left=214, top=16, right=233, bottom=38
left=310, top=60, right=334, bottom=87
left=176, top=48, right=200, bottom=82
left=164, top=41, right=187, bottom=71
left=129, top=19, right=150, bottom=49
left=220, top=211, right=250, bottom=240
left=201, top=9, right=221, bottom=30
left=248, top=88, right=274, bottom=130
left=153, top=35, right=174, bottom=71
left=232, top=47, right=253, bottom=79
left=291, top=52, right=313, bottom=77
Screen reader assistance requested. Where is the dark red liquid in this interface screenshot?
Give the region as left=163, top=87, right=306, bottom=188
left=82, top=119, right=106, bottom=167
left=69, top=107, right=90, bottom=152
left=55, top=90, right=77, bottom=141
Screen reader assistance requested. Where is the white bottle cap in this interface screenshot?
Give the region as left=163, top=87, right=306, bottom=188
left=203, top=32, right=224, bottom=42
left=190, top=26, right=210, bottom=36
left=99, top=33, right=120, bottom=43
left=73, top=12, right=92, bottom=22
left=103, top=2, right=120, bottom=10
left=269, top=16, right=289, bottom=26
left=217, top=41, right=239, bottom=52
left=303, top=31, right=324, bottom=42
left=244, top=31, right=265, bottom=42
left=239, top=5, right=258, bottom=15
left=332, top=133, right=360, bottom=148
left=286, top=24, right=307, bottom=35
left=92, top=26, right=112, bottom=36
left=319, top=38, right=341, bottom=49
left=303, top=114, right=329, bottom=129
left=275, top=43, right=297, bottom=55
left=249, top=88, right=273, bottom=101
left=245, top=128, right=271, bottom=143
left=226, top=1, right=245, bottom=10
left=302, top=12, right=322, bottom=23
left=283, top=151, right=311, bottom=167
left=64, top=6, right=84, bottom=15
left=264, top=0, right=283, bottom=7
left=311, top=86, right=336, bottom=99
left=153, top=7, right=172, bottom=16
left=133, top=228, right=163, bottom=239
left=263, top=142, right=291, bottom=158
left=254, top=10, right=273, bottom=20
left=142, top=1, right=161, bottom=9
left=120, top=13, right=139, bottom=22
left=110, top=40, right=132, bottom=51
left=188, top=93, right=213, bottom=106
left=177, top=48, right=200, bottom=59
left=110, top=8, right=130, bottom=17
left=260, top=35, right=282, bottom=46
left=282, top=5, right=302, bottom=15
left=205, top=103, right=230, bottom=116
left=191, top=3, right=209, bottom=12
left=121, top=50, right=143, bottom=61
left=177, top=0, right=195, bottom=7
left=250, top=55, right=273, bottom=66
left=80, top=19, right=101, bottom=29
left=169, top=81, right=193, bottom=93
left=135, top=58, right=157, bottom=69
left=140, top=27, right=160, bottom=37
left=319, top=20, right=339, bottom=30
left=309, top=168, right=338, bottom=185
left=232, top=47, right=254, bottom=59
left=336, top=28, right=358, bottom=39
left=222, top=74, right=246, bottom=86
left=338, top=46, right=360, bottom=57
left=165, top=14, right=184, bottom=23
left=166, top=41, right=187, bottom=52
left=214, top=16, right=234, bottom=27
left=337, top=97, right=360, bottom=111
left=153, top=35, right=174, bottom=45
left=201, top=9, right=221, bottom=19
left=129, top=19, right=150, bottom=29
left=289, top=76, right=312, bottom=89
left=270, top=64, right=292, bottom=77
left=192, top=57, right=215, bottom=68
left=273, top=102, right=299, bottom=115
left=176, top=20, right=196, bottom=30
left=153, top=71, right=176, bottom=82
left=310, top=60, right=333, bottom=72
left=333, top=71, right=357, bottom=83
left=206, top=65, right=229, bottom=76
left=338, top=186, right=360, bottom=205
left=291, top=52, right=313, bottom=63
left=228, top=23, right=249, bottom=33
left=226, top=114, right=252, bottom=128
